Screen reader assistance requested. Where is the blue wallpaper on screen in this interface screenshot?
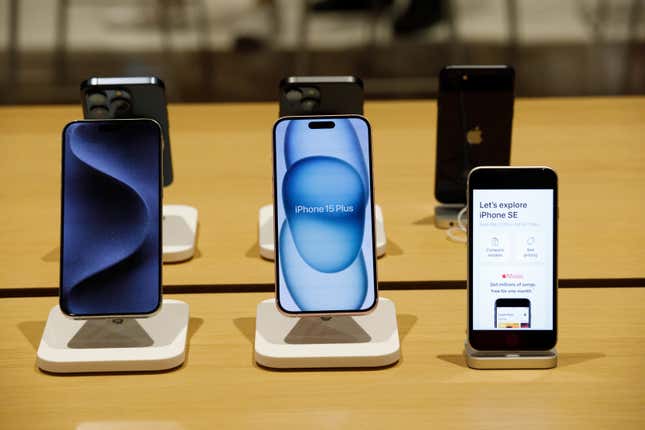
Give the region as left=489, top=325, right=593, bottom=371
left=60, top=121, right=161, bottom=316
left=275, top=118, right=376, bottom=312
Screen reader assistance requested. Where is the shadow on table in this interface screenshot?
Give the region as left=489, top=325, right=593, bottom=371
left=233, top=313, right=418, bottom=346
left=437, top=351, right=606, bottom=368
left=41, top=247, right=59, bottom=262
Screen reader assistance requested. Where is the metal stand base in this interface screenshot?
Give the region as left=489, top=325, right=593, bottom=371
left=464, top=342, right=557, bottom=369
left=255, top=298, right=400, bottom=369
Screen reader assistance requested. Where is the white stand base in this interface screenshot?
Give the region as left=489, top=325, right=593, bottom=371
left=254, top=298, right=400, bottom=369
left=464, top=342, right=557, bottom=369
left=37, top=299, right=189, bottom=373
left=258, top=204, right=387, bottom=260
left=163, top=204, right=198, bottom=263
left=434, top=204, right=466, bottom=229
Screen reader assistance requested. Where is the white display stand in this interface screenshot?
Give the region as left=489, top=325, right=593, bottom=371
left=464, top=342, right=557, bottom=369
left=258, top=204, right=387, bottom=260
left=37, top=299, right=189, bottom=373
left=434, top=203, right=466, bottom=229
left=254, top=298, right=400, bottom=369
left=163, top=204, right=198, bottom=263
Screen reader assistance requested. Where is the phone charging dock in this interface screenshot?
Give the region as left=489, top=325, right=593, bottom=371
left=254, top=298, right=400, bottom=369
left=163, top=204, right=198, bottom=263
left=258, top=204, right=387, bottom=260
left=37, top=299, right=189, bottom=373
left=434, top=204, right=466, bottom=230
left=464, top=342, right=557, bottom=369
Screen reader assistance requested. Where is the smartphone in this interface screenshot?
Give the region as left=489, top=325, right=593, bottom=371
left=279, top=76, right=364, bottom=117
left=273, top=115, right=378, bottom=315
left=495, top=298, right=531, bottom=328
left=60, top=119, right=163, bottom=318
left=468, top=166, right=557, bottom=350
left=435, top=65, right=514, bottom=204
left=80, top=76, right=173, bottom=186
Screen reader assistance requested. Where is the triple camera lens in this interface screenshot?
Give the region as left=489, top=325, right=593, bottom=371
left=285, top=86, right=320, bottom=112
left=86, top=89, right=132, bottom=119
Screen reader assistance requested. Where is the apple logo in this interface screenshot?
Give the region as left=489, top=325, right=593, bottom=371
left=466, top=126, right=483, bottom=145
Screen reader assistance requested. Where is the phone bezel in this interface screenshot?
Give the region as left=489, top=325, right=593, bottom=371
left=272, top=114, right=379, bottom=317
left=59, top=119, right=164, bottom=319
left=467, top=166, right=558, bottom=350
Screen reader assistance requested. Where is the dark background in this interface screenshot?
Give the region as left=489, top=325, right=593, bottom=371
left=1, top=0, right=643, bottom=104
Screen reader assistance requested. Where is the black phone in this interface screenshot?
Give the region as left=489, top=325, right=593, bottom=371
left=279, top=76, right=364, bottom=117
left=80, top=76, right=173, bottom=186
left=435, top=66, right=514, bottom=204
left=468, top=166, right=557, bottom=351
left=60, top=119, right=163, bottom=318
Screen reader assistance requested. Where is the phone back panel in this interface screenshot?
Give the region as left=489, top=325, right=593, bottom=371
left=81, top=79, right=173, bottom=186
left=279, top=77, right=364, bottom=117
left=435, top=66, right=514, bottom=204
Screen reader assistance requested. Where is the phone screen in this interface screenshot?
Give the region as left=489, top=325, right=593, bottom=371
left=435, top=66, right=514, bottom=204
left=495, top=300, right=531, bottom=328
left=60, top=120, right=162, bottom=317
left=273, top=116, right=377, bottom=314
left=472, top=189, right=554, bottom=331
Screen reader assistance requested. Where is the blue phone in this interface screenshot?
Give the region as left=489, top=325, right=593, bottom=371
left=273, top=116, right=378, bottom=315
left=59, top=119, right=163, bottom=317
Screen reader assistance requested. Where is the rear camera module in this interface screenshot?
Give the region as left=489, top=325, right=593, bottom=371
left=86, top=92, right=107, bottom=106
left=111, top=97, right=131, bottom=116
left=301, top=98, right=319, bottom=112
left=285, top=89, right=302, bottom=102
left=88, top=105, right=110, bottom=118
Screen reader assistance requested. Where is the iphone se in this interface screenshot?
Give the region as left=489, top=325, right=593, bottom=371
left=436, top=66, right=514, bottom=204
left=468, top=166, right=557, bottom=350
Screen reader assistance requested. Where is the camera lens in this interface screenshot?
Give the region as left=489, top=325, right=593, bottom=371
left=285, top=89, right=302, bottom=102
left=86, top=92, right=107, bottom=105
left=301, top=98, right=319, bottom=112
left=88, top=105, right=110, bottom=118
left=301, top=87, right=320, bottom=99
left=111, top=97, right=131, bottom=116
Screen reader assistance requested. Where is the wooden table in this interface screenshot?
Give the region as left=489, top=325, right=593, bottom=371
left=1, top=97, right=644, bottom=293
left=0, top=287, right=643, bottom=429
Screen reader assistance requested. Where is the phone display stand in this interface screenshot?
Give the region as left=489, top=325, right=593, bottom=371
left=163, top=204, right=198, bottom=263
left=254, top=298, right=400, bottom=369
left=434, top=204, right=466, bottom=229
left=258, top=204, right=387, bottom=260
left=464, top=342, right=557, bottom=369
left=37, top=299, right=189, bottom=373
